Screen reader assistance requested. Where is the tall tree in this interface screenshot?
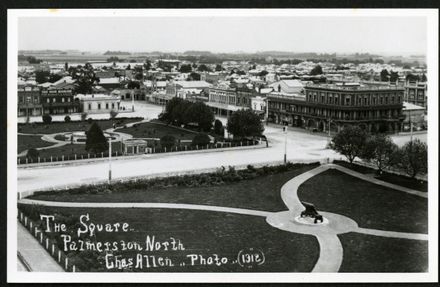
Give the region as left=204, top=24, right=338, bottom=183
left=361, top=134, right=398, bottom=173
left=330, top=125, right=368, bottom=163
left=179, top=64, right=192, bottom=73
left=85, top=122, right=108, bottom=154
left=310, top=65, right=323, bottom=76
left=395, top=139, right=427, bottom=178
left=184, top=102, right=214, bottom=132
left=380, top=69, right=390, bottom=82
left=227, top=109, right=264, bottom=139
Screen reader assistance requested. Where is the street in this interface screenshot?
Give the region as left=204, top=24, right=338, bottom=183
left=17, top=102, right=427, bottom=194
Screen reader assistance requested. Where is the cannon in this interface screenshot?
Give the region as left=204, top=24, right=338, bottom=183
left=300, top=201, right=323, bottom=224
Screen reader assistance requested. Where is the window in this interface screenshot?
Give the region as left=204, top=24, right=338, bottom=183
left=62, top=97, right=65, bottom=103
left=52, top=98, right=56, bottom=103
left=68, top=98, right=71, bottom=102
left=47, top=98, right=50, bottom=103
left=106, top=103, right=109, bottom=109
left=112, top=103, right=115, bottom=109
left=345, top=97, right=350, bottom=105
left=98, top=103, right=101, bottom=110
left=88, top=104, right=92, bottom=110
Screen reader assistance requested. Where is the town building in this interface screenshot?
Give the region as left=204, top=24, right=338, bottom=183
left=402, top=102, right=427, bottom=131
left=269, top=79, right=304, bottom=95
left=404, top=81, right=427, bottom=107
left=75, top=94, right=121, bottom=113
left=207, top=87, right=244, bottom=116
left=18, top=85, right=43, bottom=117
left=41, top=83, right=80, bottom=115
left=267, top=83, right=405, bottom=133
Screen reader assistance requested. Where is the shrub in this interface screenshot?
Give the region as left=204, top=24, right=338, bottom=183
left=192, top=133, right=211, bottom=146
left=214, top=119, right=224, bottom=136
left=85, top=122, right=108, bottom=153
left=110, top=110, right=118, bottom=119
left=42, top=114, right=52, bottom=124
left=26, top=148, right=39, bottom=161
left=87, top=118, right=93, bottom=124
left=64, top=115, right=71, bottom=123
left=81, top=112, right=88, bottom=121
left=160, top=134, right=176, bottom=150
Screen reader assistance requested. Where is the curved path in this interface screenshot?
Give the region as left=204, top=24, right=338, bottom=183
left=18, top=163, right=428, bottom=273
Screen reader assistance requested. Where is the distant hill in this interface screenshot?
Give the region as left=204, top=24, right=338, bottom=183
left=103, top=51, right=131, bottom=55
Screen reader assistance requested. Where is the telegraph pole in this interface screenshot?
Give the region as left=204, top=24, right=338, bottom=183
left=108, top=137, right=112, bottom=183
left=283, top=125, right=287, bottom=164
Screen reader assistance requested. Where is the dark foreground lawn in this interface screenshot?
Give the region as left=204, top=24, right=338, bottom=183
left=18, top=135, right=54, bottom=153
left=339, top=232, right=428, bottom=272
left=30, top=164, right=318, bottom=212
left=297, top=169, right=427, bottom=234
left=18, top=205, right=320, bottom=272
left=334, top=160, right=427, bottom=192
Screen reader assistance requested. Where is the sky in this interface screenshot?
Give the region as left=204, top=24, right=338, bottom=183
left=18, top=16, right=427, bottom=55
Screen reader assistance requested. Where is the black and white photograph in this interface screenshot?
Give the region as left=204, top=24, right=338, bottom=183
left=6, top=8, right=439, bottom=283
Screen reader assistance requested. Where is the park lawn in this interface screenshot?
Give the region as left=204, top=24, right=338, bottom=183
left=30, top=164, right=318, bottom=212
left=23, top=142, right=123, bottom=160
left=339, top=232, right=428, bottom=272
left=18, top=118, right=142, bottom=135
left=118, top=122, right=196, bottom=140
left=334, top=161, right=427, bottom=192
left=297, top=169, right=427, bottom=234
left=17, top=135, right=55, bottom=153
left=18, top=205, right=320, bottom=272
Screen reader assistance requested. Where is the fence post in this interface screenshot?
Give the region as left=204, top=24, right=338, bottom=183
left=65, top=257, right=69, bottom=270
left=88, top=153, right=90, bottom=159
left=196, top=145, right=198, bottom=150
left=38, top=157, right=40, bottom=163
left=164, top=147, right=167, bottom=153
left=30, top=222, right=33, bottom=230
left=40, top=232, right=43, bottom=243
left=46, top=238, right=49, bottom=249
left=62, top=155, right=64, bottom=161
left=18, top=158, right=20, bottom=165
left=50, top=156, right=52, bottom=162
left=206, top=144, right=208, bottom=149
left=24, top=217, right=27, bottom=226
left=52, top=244, right=55, bottom=255
left=101, top=152, right=103, bottom=158
left=26, top=158, right=28, bottom=164
left=20, top=212, right=23, bottom=221
left=72, top=265, right=76, bottom=273
left=185, top=146, right=187, bottom=151
left=58, top=250, right=61, bottom=262
left=75, top=154, right=77, bottom=160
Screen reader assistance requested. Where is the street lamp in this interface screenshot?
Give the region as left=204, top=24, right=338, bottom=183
left=108, top=136, right=112, bottom=183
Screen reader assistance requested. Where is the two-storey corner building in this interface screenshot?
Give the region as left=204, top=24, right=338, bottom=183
left=268, top=83, right=405, bottom=134
left=404, top=81, right=427, bottom=108
left=41, top=83, right=81, bottom=115
left=207, top=87, right=240, bottom=116
left=18, top=85, right=43, bottom=117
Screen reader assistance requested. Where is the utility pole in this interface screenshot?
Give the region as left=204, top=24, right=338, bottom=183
left=108, top=137, right=112, bottom=183
left=409, top=110, right=413, bottom=143
left=131, top=89, right=135, bottom=112
left=283, top=125, right=287, bottom=164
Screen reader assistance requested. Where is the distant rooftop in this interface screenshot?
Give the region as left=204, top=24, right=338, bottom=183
left=306, top=83, right=404, bottom=91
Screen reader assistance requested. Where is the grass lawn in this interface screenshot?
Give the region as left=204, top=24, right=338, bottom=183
left=118, top=122, right=196, bottom=141
left=30, top=164, right=318, bottom=212
left=23, top=142, right=123, bottom=160
left=17, top=135, right=55, bottom=153
left=334, top=161, right=427, bottom=192
left=18, top=205, right=320, bottom=272
left=18, top=118, right=142, bottom=135
left=297, top=169, right=428, bottom=234
left=339, top=232, right=428, bottom=272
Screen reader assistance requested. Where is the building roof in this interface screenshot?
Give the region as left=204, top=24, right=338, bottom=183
left=99, top=77, right=120, bottom=85
left=75, top=94, right=120, bottom=101
left=403, top=102, right=425, bottom=111
left=174, top=80, right=212, bottom=89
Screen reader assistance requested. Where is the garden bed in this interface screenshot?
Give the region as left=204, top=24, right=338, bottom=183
left=18, top=135, right=55, bottom=153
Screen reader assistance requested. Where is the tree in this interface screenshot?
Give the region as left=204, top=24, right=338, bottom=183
left=187, top=72, right=201, bottom=81
left=330, top=125, right=368, bottom=163
left=126, top=64, right=131, bottom=70
left=361, top=134, right=398, bottom=173
left=64, top=115, right=71, bottom=123
left=421, top=74, right=427, bottom=82
left=258, top=70, right=269, bottom=77
left=197, top=64, right=211, bottom=72
left=74, top=77, right=95, bottom=94
left=42, top=114, right=52, bottom=124
left=107, top=56, right=120, bottom=62
left=192, top=133, right=211, bottom=146
left=85, top=122, right=108, bottom=154
left=127, top=81, right=140, bottom=89
left=184, top=102, right=214, bottom=132
left=81, top=112, right=88, bottom=121
left=214, top=119, right=224, bottom=136
left=49, top=73, right=63, bottom=83
left=27, top=56, right=42, bottom=64
left=395, top=139, right=427, bottom=178
left=179, top=64, right=192, bottom=73
left=109, top=110, right=118, bottom=119
left=310, top=65, right=323, bottom=76
left=26, top=148, right=39, bottom=161
left=389, top=70, right=399, bottom=82
left=380, top=69, right=390, bottom=82
left=160, top=135, right=176, bottom=150
left=35, top=71, right=50, bottom=84
left=215, top=64, right=223, bottom=72
left=159, top=97, right=185, bottom=124
left=65, top=62, right=69, bottom=71
left=227, top=110, right=264, bottom=139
